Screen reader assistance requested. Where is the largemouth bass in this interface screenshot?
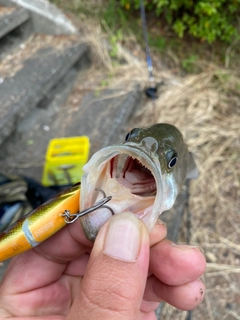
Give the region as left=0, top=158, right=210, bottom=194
left=0, top=123, right=197, bottom=262
left=80, top=123, right=198, bottom=241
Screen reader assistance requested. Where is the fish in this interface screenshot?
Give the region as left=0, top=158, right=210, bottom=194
left=0, top=123, right=197, bottom=262
left=0, top=184, right=80, bottom=262
left=80, top=123, right=198, bottom=241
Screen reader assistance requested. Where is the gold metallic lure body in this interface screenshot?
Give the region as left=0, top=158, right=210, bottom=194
left=0, top=184, right=80, bottom=262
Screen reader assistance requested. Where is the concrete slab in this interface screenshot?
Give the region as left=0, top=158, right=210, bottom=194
left=0, top=7, right=33, bottom=60
left=0, top=6, right=30, bottom=39
left=0, top=37, right=89, bottom=145
left=0, top=0, right=77, bottom=34
left=60, top=86, right=142, bottom=151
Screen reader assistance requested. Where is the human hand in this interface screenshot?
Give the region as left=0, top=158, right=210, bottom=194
left=0, top=212, right=206, bottom=320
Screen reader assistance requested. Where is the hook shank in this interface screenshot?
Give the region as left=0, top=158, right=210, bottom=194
left=63, top=188, right=114, bottom=224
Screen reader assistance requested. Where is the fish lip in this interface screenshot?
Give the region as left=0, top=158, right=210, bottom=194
left=80, top=143, right=164, bottom=240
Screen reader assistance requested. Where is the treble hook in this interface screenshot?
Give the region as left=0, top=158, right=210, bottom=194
left=63, top=188, right=114, bottom=224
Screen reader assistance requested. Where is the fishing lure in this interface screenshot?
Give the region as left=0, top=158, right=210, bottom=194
left=0, top=184, right=112, bottom=262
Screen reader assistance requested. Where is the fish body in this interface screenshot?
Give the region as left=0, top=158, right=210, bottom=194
left=80, top=123, right=198, bottom=241
left=0, top=184, right=80, bottom=262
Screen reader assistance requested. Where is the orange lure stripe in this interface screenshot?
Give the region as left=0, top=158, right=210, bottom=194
left=0, top=184, right=80, bottom=262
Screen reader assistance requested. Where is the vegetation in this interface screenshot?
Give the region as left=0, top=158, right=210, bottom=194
left=120, top=0, right=240, bottom=43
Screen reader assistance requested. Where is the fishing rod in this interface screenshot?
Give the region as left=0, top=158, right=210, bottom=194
left=139, top=0, right=158, bottom=100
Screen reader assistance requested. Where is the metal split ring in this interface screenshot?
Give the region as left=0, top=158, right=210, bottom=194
left=62, top=188, right=114, bottom=224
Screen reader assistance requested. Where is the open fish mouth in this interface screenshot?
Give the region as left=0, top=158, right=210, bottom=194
left=80, top=144, right=164, bottom=241
left=110, top=154, right=157, bottom=196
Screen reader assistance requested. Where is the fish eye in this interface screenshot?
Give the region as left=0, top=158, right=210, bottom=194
left=168, top=156, right=178, bottom=168
left=166, top=151, right=178, bottom=169
left=125, top=128, right=140, bottom=142
left=125, top=132, right=130, bottom=141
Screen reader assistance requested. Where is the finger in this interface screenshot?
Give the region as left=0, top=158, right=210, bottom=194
left=33, top=221, right=92, bottom=262
left=144, top=275, right=205, bottom=310
left=0, top=249, right=75, bottom=317
left=66, top=212, right=150, bottom=320
left=1, top=248, right=69, bottom=293
left=64, top=253, right=90, bottom=277
left=150, top=240, right=206, bottom=286
left=140, top=299, right=160, bottom=313
left=139, top=311, right=158, bottom=320
left=149, top=220, right=167, bottom=247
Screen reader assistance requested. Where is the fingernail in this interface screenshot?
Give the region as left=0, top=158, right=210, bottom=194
left=199, top=275, right=205, bottom=284
left=190, top=246, right=205, bottom=255
left=171, top=244, right=205, bottom=254
left=155, top=219, right=166, bottom=226
left=104, top=212, right=142, bottom=262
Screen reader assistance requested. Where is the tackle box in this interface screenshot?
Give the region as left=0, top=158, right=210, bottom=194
left=41, top=136, right=90, bottom=186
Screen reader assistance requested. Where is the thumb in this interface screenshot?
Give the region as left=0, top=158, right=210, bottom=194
left=68, top=212, right=150, bottom=320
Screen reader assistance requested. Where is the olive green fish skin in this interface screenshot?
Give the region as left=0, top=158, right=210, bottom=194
left=124, top=123, right=189, bottom=185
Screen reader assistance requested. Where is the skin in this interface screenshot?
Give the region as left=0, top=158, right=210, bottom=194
left=0, top=212, right=206, bottom=320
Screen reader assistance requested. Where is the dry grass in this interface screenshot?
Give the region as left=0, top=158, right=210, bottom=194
left=129, top=70, right=240, bottom=319
left=155, top=72, right=240, bottom=320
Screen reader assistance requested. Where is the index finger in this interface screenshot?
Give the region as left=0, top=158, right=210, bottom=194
left=34, top=218, right=93, bottom=262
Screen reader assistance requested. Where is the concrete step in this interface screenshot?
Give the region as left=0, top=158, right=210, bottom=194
left=0, top=5, right=30, bottom=39
left=0, top=34, right=90, bottom=146
left=0, top=0, right=77, bottom=35
left=0, top=5, right=33, bottom=60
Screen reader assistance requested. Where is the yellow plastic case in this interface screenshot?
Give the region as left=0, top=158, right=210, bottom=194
left=42, top=136, right=90, bottom=186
